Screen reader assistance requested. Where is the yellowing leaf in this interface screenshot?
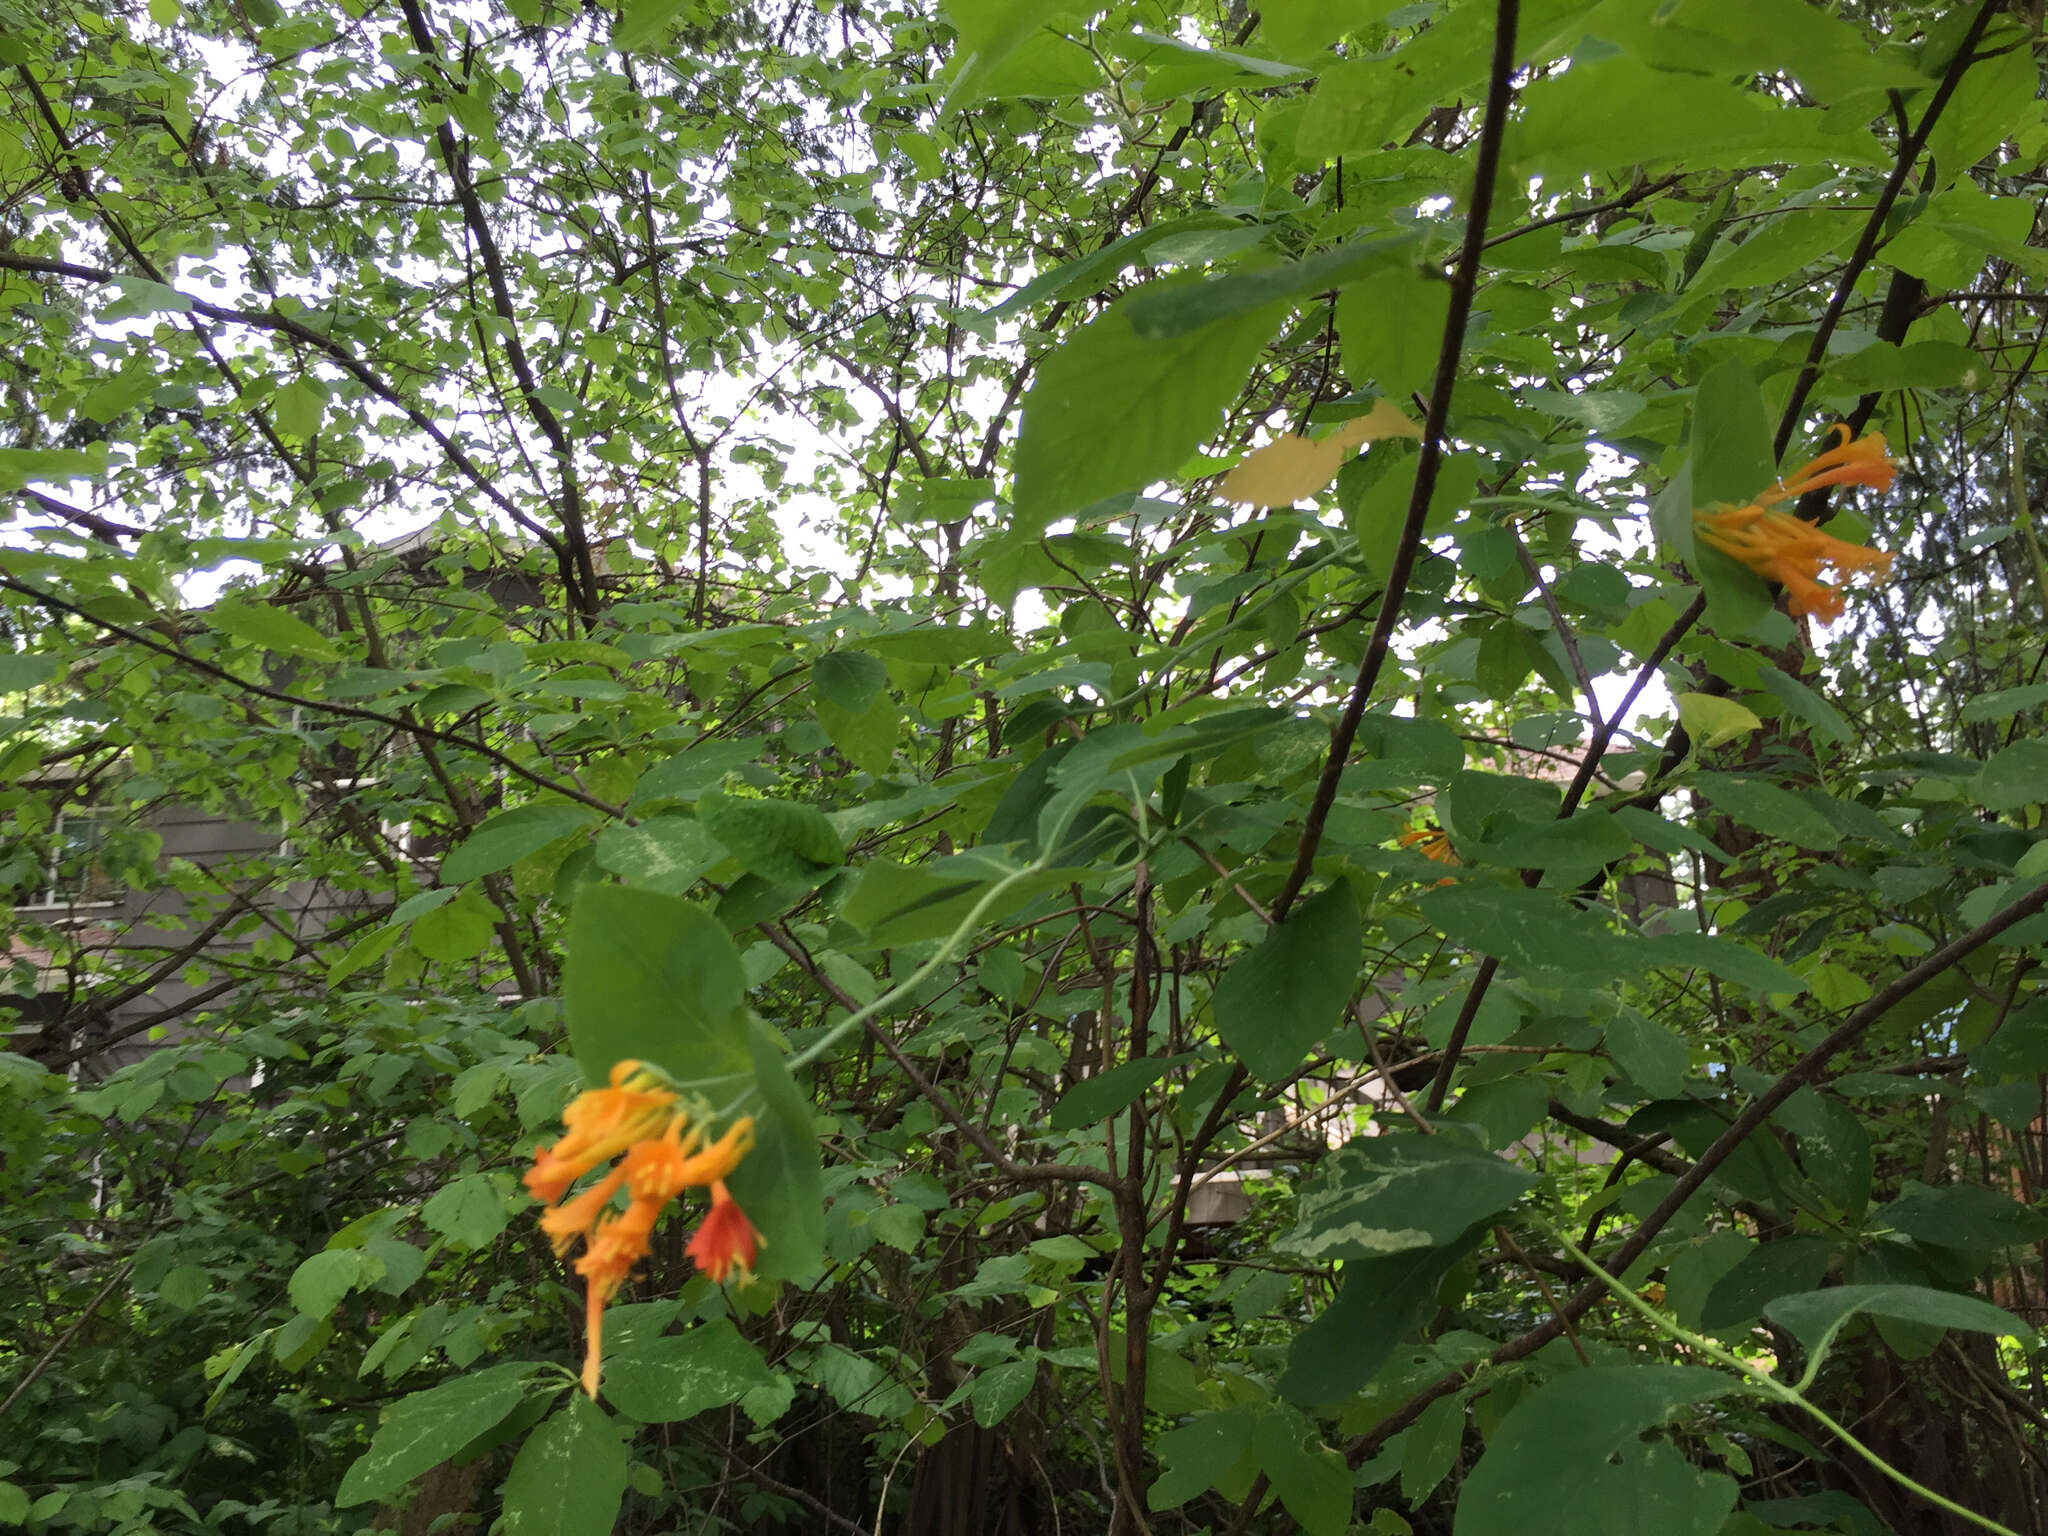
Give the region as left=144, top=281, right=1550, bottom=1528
left=1219, top=400, right=1421, bottom=508
left=1220, top=434, right=1349, bottom=508
left=1331, top=398, right=1423, bottom=447
left=1676, top=692, right=1762, bottom=750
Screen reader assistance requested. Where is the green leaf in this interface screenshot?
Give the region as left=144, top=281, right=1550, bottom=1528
left=1604, top=1008, right=1690, bottom=1099
left=327, top=922, right=405, bottom=986
left=1693, top=774, right=1842, bottom=850
left=593, top=816, right=719, bottom=894
left=1764, top=1284, right=2037, bottom=1358
left=604, top=1317, right=777, bottom=1423
left=1253, top=1407, right=1353, bottom=1536
left=1279, top=1230, right=1483, bottom=1402
left=1123, top=231, right=1416, bottom=341
left=1512, top=57, right=1886, bottom=177
left=614, top=0, right=689, bottom=50
left=1475, top=808, right=1634, bottom=881
left=104, top=276, right=195, bottom=318
left=1878, top=1180, right=2048, bottom=1251
left=1338, top=264, right=1449, bottom=404
left=1960, top=682, right=2048, bottom=723
left=289, top=1249, right=367, bottom=1319
left=1296, top=20, right=1493, bottom=161
left=1150, top=1406, right=1258, bottom=1511
left=0, top=447, right=105, bottom=491
left=210, top=598, right=340, bottom=661
left=627, top=740, right=764, bottom=807
left=841, top=855, right=1066, bottom=947
left=981, top=215, right=1263, bottom=321
left=1691, top=358, right=1775, bottom=511
left=158, top=1263, right=210, bottom=1311
left=441, top=805, right=596, bottom=883
left=422, top=1173, right=510, bottom=1250
left=1676, top=691, right=1762, bottom=750
left=817, top=692, right=898, bottom=775
left=1825, top=339, right=1990, bottom=394
left=1755, top=664, right=1854, bottom=745
left=1454, top=1366, right=1738, bottom=1536
left=1639, top=932, right=1808, bottom=996
left=970, top=1359, right=1038, bottom=1428
left=1400, top=1393, right=1465, bottom=1506
left=1925, top=21, right=2041, bottom=190
left=1977, top=739, right=2048, bottom=811
left=1416, top=885, right=1617, bottom=982
left=502, top=1395, right=626, bottom=1536
left=721, top=1021, right=826, bottom=1283
left=1279, top=1134, right=1535, bottom=1261
left=0, top=652, right=59, bottom=693
left=1211, top=881, right=1360, bottom=1082
left=563, top=884, right=749, bottom=1090
left=940, top=0, right=1071, bottom=110
left=1699, top=1237, right=1836, bottom=1329
left=336, top=1363, right=551, bottom=1506
left=812, top=649, right=889, bottom=714
left=1012, top=278, right=1282, bottom=526
left=697, top=790, right=845, bottom=884
left=411, top=894, right=496, bottom=963
left=272, top=376, right=329, bottom=440
left=1049, top=1055, right=1188, bottom=1131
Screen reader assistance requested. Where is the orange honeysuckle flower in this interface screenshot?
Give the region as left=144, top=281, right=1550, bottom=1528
left=537, top=1164, right=627, bottom=1257
left=524, top=1061, right=759, bottom=1398
left=622, top=1115, right=754, bottom=1204
left=523, top=1059, right=677, bottom=1204
left=1693, top=426, right=1896, bottom=622
left=1766, top=424, right=1897, bottom=503
left=1399, top=825, right=1458, bottom=866
left=685, top=1180, right=762, bottom=1285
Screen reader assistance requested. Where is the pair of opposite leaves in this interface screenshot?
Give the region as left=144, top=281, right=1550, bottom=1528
left=1219, top=398, right=1421, bottom=509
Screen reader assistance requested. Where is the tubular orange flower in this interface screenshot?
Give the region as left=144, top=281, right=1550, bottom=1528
left=537, top=1164, right=627, bottom=1257
left=1399, top=825, right=1458, bottom=866
left=1767, top=424, right=1896, bottom=503
left=524, top=1060, right=759, bottom=1399
left=523, top=1059, right=676, bottom=1204
left=1692, top=426, right=1896, bottom=622
left=621, top=1115, right=754, bottom=1200
left=685, top=1180, right=761, bottom=1284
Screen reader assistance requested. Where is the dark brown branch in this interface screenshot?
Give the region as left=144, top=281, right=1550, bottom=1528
left=1272, top=0, right=1523, bottom=921
left=0, top=573, right=625, bottom=818
left=1354, top=874, right=2048, bottom=1464
left=1773, top=0, right=2006, bottom=457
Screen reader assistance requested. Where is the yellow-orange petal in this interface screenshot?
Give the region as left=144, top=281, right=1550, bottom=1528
left=581, top=1276, right=606, bottom=1398
left=1764, top=427, right=1896, bottom=504
left=1693, top=503, right=1890, bottom=622
left=526, top=1065, right=678, bottom=1204
left=628, top=1116, right=754, bottom=1203
left=1398, top=826, right=1458, bottom=865
left=537, top=1165, right=627, bottom=1256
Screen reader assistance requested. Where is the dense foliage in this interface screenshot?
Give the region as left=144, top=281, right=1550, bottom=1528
left=3, top=0, right=2047, bottom=1532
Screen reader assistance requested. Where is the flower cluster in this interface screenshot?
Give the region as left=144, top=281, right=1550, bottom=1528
left=1399, top=823, right=1458, bottom=887
left=1398, top=824, right=1458, bottom=866
left=1692, top=426, right=1897, bottom=622
left=525, top=1059, right=760, bottom=1397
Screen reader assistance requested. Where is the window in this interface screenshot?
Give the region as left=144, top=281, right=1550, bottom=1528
left=20, top=806, right=121, bottom=910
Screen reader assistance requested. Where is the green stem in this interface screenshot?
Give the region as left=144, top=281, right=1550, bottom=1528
left=786, top=856, right=1052, bottom=1073
left=1544, top=1224, right=2021, bottom=1536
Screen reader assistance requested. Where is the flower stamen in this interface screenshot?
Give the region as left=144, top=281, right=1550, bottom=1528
left=1692, top=427, right=1896, bottom=622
